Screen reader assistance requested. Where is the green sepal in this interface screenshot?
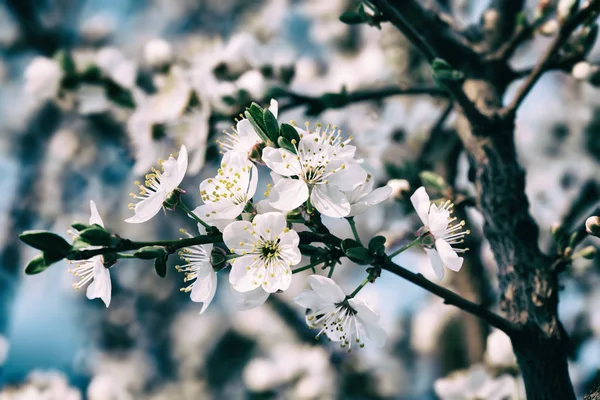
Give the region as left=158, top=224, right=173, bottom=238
left=78, top=225, right=112, bottom=246
left=134, top=246, right=168, bottom=260
left=154, top=255, right=168, bottom=278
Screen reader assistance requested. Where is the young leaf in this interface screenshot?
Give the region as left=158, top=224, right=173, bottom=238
left=25, top=254, right=48, bottom=275
left=277, top=137, right=296, bottom=154
left=345, top=247, right=374, bottom=265
left=368, top=236, right=386, bottom=255
left=154, top=255, right=168, bottom=278
left=19, top=231, right=72, bottom=255
left=280, top=123, right=300, bottom=144
left=263, top=108, right=280, bottom=142
left=244, top=109, right=271, bottom=143
left=341, top=238, right=360, bottom=252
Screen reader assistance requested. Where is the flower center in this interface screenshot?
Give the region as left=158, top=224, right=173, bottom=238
left=200, top=165, right=252, bottom=205
left=258, top=239, right=281, bottom=262
left=307, top=301, right=364, bottom=351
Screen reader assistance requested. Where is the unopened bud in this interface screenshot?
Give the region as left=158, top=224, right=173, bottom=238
left=134, top=246, right=168, bottom=260
left=144, top=38, right=172, bottom=67
left=539, top=19, right=560, bottom=36
left=387, top=179, right=410, bottom=200
left=586, top=216, right=600, bottom=237
left=248, top=142, right=266, bottom=164
left=163, top=190, right=181, bottom=209
left=572, top=61, right=593, bottom=80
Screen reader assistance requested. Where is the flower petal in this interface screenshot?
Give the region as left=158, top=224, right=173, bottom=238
left=86, top=257, right=111, bottom=307
left=262, top=147, right=302, bottom=177
left=347, top=185, right=392, bottom=217
left=89, top=200, right=104, bottom=227
left=230, top=285, right=270, bottom=311
left=125, top=190, right=165, bottom=223
left=425, top=248, right=445, bottom=280
left=311, top=185, right=350, bottom=218
left=428, top=204, right=450, bottom=238
left=190, top=265, right=218, bottom=314
left=435, top=238, right=464, bottom=272
left=196, top=201, right=245, bottom=222
left=253, top=212, right=286, bottom=240
left=269, top=179, right=309, bottom=212
left=306, top=275, right=345, bottom=303
left=229, top=255, right=261, bottom=292
left=327, top=163, right=367, bottom=192
left=247, top=164, right=259, bottom=198
left=268, top=99, right=278, bottom=119
left=222, top=221, right=256, bottom=254
left=293, top=290, right=325, bottom=311
left=262, top=261, right=292, bottom=293
left=410, top=186, right=430, bottom=226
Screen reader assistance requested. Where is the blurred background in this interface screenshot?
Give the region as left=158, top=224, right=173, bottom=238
left=0, top=0, right=599, bottom=398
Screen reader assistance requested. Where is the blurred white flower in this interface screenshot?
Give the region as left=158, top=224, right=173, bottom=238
left=96, top=47, right=137, bottom=89
left=411, top=298, right=457, bottom=354
left=76, top=84, right=110, bottom=115
left=0, top=370, right=82, bottom=400
left=68, top=200, right=112, bottom=307
left=243, top=358, right=280, bottom=392
left=294, top=275, right=387, bottom=349
left=79, top=13, right=116, bottom=42
left=572, top=61, right=595, bottom=81
left=387, top=179, right=410, bottom=199
left=167, top=109, right=211, bottom=175
left=224, top=212, right=301, bottom=293
left=344, top=174, right=391, bottom=216
left=87, top=374, right=133, bottom=400
left=144, top=38, right=173, bottom=67
left=126, top=145, right=187, bottom=224
left=236, top=69, right=271, bottom=100
left=484, top=329, right=516, bottom=368
left=263, top=126, right=366, bottom=217
left=434, top=365, right=521, bottom=400
left=229, top=285, right=270, bottom=311
left=195, top=151, right=258, bottom=229
left=24, top=57, right=63, bottom=100
left=410, top=187, right=468, bottom=279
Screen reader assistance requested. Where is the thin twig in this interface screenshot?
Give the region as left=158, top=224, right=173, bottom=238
left=501, top=0, right=600, bottom=118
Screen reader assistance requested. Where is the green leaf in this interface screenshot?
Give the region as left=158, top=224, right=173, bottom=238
left=263, top=108, right=280, bottom=142
left=339, top=10, right=365, bottom=24
left=244, top=104, right=271, bottom=144
left=79, top=225, right=112, bottom=246
left=105, top=80, right=135, bottom=108
left=345, top=247, right=374, bottom=265
left=25, top=254, right=48, bottom=275
left=43, top=250, right=67, bottom=266
left=154, top=256, right=168, bottom=278
left=54, top=50, right=77, bottom=77
left=431, top=58, right=464, bottom=82
left=419, top=171, right=448, bottom=192
left=280, top=123, right=300, bottom=144
left=19, top=230, right=72, bottom=255
left=134, top=246, right=168, bottom=260
left=71, top=222, right=89, bottom=232
left=341, top=238, right=360, bottom=252
left=277, top=136, right=296, bottom=154
left=368, top=236, right=386, bottom=255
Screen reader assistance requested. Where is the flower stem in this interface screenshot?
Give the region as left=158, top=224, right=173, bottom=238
left=346, top=217, right=362, bottom=245
left=388, top=237, right=421, bottom=258
left=348, top=276, right=370, bottom=298
left=116, top=253, right=136, bottom=259
left=292, top=259, right=324, bottom=274
left=178, top=201, right=211, bottom=229
left=327, top=264, right=335, bottom=278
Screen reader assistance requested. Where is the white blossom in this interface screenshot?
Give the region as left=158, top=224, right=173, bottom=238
left=24, top=57, right=64, bottom=100
left=144, top=38, right=173, bottom=67
left=434, top=365, right=521, bottom=400
left=410, top=186, right=469, bottom=279
left=68, top=201, right=112, bottom=307
left=223, top=212, right=301, bottom=293
left=176, top=229, right=215, bottom=314
left=126, top=145, right=188, bottom=224
left=262, top=124, right=366, bottom=217
left=294, top=275, right=387, bottom=350
left=484, top=329, right=517, bottom=368
left=95, top=47, right=137, bottom=89
left=217, top=99, right=278, bottom=157
left=195, top=151, right=258, bottom=230
left=344, top=174, right=392, bottom=216
left=387, top=178, right=410, bottom=199
left=76, top=84, right=110, bottom=115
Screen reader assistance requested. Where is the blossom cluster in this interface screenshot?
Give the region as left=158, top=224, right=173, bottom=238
left=45, top=98, right=471, bottom=351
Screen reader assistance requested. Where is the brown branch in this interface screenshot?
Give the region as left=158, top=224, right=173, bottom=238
left=381, top=259, right=519, bottom=335
left=501, top=0, right=600, bottom=118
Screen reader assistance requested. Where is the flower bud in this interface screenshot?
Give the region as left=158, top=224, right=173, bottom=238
left=586, top=216, right=600, bottom=237
left=144, top=38, right=172, bottom=67
left=387, top=179, right=410, bottom=200
left=134, top=246, right=168, bottom=260
left=539, top=19, right=560, bottom=36
left=163, top=189, right=181, bottom=209
left=574, top=246, right=597, bottom=260
left=572, top=61, right=593, bottom=80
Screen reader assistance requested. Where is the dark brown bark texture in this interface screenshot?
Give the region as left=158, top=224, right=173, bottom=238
left=369, top=0, right=599, bottom=398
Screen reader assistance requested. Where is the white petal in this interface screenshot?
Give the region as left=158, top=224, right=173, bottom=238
left=125, top=191, right=165, bottom=223
left=256, top=199, right=277, bottom=214
left=310, top=185, right=350, bottom=218
left=247, top=164, right=259, bottom=198
left=253, top=212, right=286, bottom=240
left=269, top=179, right=309, bottom=211
left=428, top=204, right=450, bottom=238
left=222, top=221, right=256, bottom=254
left=347, top=185, right=392, bottom=217
left=425, top=248, right=445, bottom=280
left=197, top=201, right=245, bottom=222
left=230, top=285, right=270, bottom=311
left=161, top=145, right=188, bottom=193
left=327, top=163, right=367, bottom=191
left=262, top=147, right=302, bottom=177
left=89, top=200, right=104, bottom=227
left=293, top=290, right=326, bottom=311
left=86, top=257, right=112, bottom=307
left=229, top=255, right=261, bottom=292
left=279, top=232, right=301, bottom=265
left=306, top=275, right=345, bottom=303
left=268, top=99, right=278, bottom=119
left=410, top=187, right=430, bottom=226
left=435, top=238, right=464, bottom=272
left=262, top=261, right=292, bottom=293
left=190, top=265, right=218, bottom=314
